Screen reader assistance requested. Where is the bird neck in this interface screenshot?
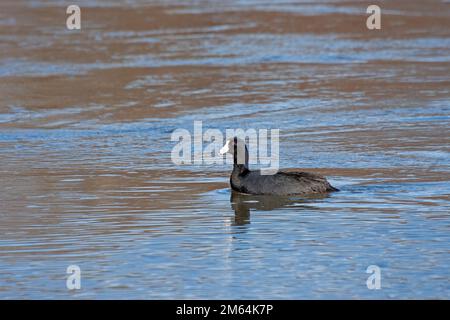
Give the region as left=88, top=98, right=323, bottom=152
left=233, top=142, right=249, bottom=175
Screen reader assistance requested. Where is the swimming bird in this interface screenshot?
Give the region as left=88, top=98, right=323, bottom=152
left=219, top=137, right=338, bottom=196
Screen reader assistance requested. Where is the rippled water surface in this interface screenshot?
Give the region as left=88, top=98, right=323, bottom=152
left=1, top=0, right=449, bottom=299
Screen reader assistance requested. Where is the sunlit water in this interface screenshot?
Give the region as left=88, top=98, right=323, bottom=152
left=0, top=0, right=449, bottom=299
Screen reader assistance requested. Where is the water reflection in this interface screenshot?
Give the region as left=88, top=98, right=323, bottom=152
left=230, top=191, right=328, bottom=226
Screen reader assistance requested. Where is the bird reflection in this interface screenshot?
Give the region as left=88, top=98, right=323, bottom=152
left=230, top=191, right=329, bottom=226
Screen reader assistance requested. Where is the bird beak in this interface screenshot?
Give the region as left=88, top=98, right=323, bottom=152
left=219, top=145, right=228, bottom=155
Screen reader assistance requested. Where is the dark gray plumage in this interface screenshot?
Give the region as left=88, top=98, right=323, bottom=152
left=220, top=137, right=338, bottom=196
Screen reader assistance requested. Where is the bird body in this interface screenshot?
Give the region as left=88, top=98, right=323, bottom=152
left=220, top=137, right=338, bottom=196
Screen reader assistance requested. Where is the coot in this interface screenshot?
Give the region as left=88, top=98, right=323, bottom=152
left=219, top=137, right=338, bottom=196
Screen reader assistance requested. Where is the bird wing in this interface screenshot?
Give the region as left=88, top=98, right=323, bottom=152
left=277, top=171, right=336, bottom=193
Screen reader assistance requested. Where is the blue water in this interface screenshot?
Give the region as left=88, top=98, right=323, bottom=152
left=0, top=0, right=449, bottom=299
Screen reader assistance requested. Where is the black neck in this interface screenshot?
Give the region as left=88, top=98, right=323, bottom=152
left=233, top=137, right=249, bottom=174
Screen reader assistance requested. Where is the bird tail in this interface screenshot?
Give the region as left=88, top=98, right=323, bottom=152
left=327, top=185, right=339, bottom=192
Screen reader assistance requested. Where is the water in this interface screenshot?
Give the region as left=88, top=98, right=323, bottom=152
left=0, top=0, right=449, bottom=299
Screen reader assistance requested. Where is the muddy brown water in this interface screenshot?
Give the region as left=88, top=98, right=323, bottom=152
left=0, top=0, right=449, bottom=298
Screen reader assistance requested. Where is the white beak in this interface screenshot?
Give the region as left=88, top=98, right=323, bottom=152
left=219, top=144, right=229, bottom=155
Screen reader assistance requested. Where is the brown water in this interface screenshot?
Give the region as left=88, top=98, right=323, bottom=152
left=0, top=0, right=449, bottom=299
